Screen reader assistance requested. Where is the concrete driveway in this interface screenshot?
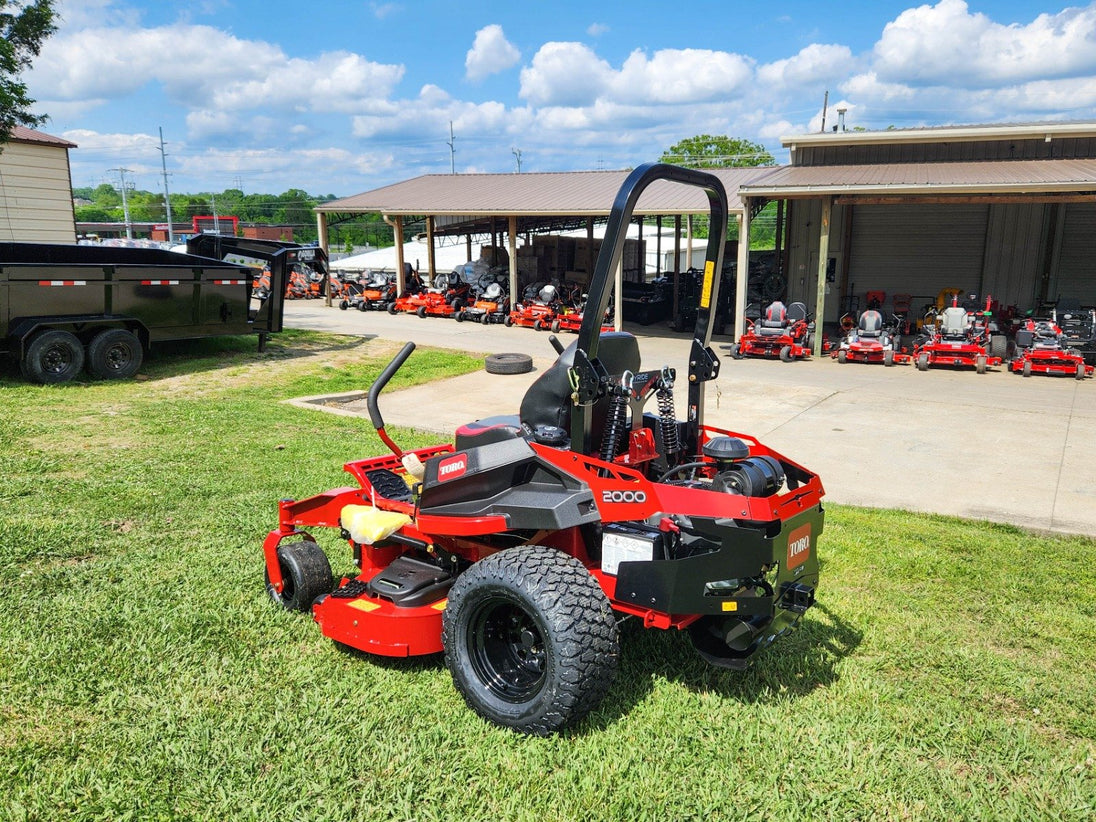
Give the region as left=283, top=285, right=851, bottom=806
left=283, top=301, right=1096, bottom=537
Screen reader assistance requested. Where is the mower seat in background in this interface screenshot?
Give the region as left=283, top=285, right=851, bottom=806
left=758, top=301, right=788, bottom=335
left=519, top=332, right=641, bottom=445
left=858, top=310, right=883, bottom=338
left=941, top=306, right=969, bottom=338
left=787, top=302, right=808, bottom=324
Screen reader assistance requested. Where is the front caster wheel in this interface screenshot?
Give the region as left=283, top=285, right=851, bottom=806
left=264, top=540, right=332, bottom=612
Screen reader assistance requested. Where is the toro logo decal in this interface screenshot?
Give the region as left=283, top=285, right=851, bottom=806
left=437, top=453, right=468, bottom=482
left=786, top=523, right=812, bottom=570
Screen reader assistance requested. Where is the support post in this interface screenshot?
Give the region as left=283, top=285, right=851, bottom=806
left=316, top=212, right=331, bottom=306
left=393, top=216, right=405, bottom=294
left=814, top=196, right=833, bottom=357
left=508, top=216, right=518, bottom=305
left=735, top=208, right=749, bottom=343
left=426, top=216, right=436, bottom=281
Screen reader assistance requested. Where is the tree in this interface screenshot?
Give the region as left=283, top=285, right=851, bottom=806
left=0, top=1, right=56, bottom=144
left=660, top=134, right=774, bottom=168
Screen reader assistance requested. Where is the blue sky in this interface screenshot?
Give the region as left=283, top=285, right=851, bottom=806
left=25, top=0, right=1096, bottom=196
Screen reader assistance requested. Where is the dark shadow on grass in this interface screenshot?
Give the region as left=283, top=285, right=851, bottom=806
left=332, top=640, right=446, bottom=672
left=579, top=600, right=862, bottom=734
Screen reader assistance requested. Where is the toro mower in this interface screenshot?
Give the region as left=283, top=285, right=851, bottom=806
left=261, top=164, right=825, bottom=735
left=912, top=295, right=1002, bottom=373
left=832, top=309, right=907, bottom=366
left=419, top=268, right=475, bottom=319
left=388, top=270, right=438, bottom=316
left=1008, top=318, right=1093, bottom=379
left=729, top=300, right=814, bottom=362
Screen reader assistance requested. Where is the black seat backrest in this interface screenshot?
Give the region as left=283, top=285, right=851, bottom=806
left=787, top=302, right=808, bottom=323
left=859, top=309, right=883, bottom=337
left=761, top=301, right=787, bottom=329
left=519, top=332, right=641, bottom=448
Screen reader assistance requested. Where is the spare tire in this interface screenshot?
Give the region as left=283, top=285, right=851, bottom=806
left=485, top=352, right=533, bottom=375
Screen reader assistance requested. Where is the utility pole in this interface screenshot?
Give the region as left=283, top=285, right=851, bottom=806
left=447, top=121, right=456, bottom=174
left=210, top=194, right=220, bottom=234
left=158, top=127, right=175, bottom=243
left=108, top=167, right=133, bottom=239
left=512, top=147, right=522, bottom=173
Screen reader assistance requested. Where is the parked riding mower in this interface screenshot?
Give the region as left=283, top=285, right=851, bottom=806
left=832, top=309, right=907, bottom=366
left=456, top=272, right=510, bottom=323
left=912, top=295, right=1002, bottom=373
left=506, top=281, right=565, bottom=329
left=261, top=164, right=825, bottom=735
left=1008, top=318, right=1093, bottom=378
left=388, top=270, right=442, bottom=316
left=420, top=268, right=475, bottom=318
left=342, top=271, right=397, bottom=312
left=729, top=300, right=815, bottom=361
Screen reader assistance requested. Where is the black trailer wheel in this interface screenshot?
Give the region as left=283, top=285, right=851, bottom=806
left=484, top=352, right=533, bottom=375
left=779, top=345, right=794, bottom=362
left=21, top=330, right=85, bottom=384
left=442, top=546, right=619, bottom=735
left=264, top=540, right=332, bottom=612
left=87, top=329, right=143, bottom=380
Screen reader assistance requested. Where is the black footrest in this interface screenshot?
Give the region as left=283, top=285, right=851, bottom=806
left=330, top=579, right=371, bottom=599
left=365, top=468, right=413, bottom=502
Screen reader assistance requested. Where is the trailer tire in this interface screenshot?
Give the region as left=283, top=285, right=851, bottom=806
left=21, top=330, right=85, bottom=384
left=442, top=546, right=619, bottom=735
left=87, top=329, right=143, bottom=380
left=264, top=540, right=332, bottom=613
left=484, top=352, right=533, bottom=375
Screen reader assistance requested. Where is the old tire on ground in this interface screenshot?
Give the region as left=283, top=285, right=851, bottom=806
left=442, top=546, right=620, bottom=735
left=87, top=329, right=143, bottom=380
left=484, top=352, right=533, bottom=375
left=21, top=329, right=85, bottom=384
left=264, top=540, right=332, bottom=613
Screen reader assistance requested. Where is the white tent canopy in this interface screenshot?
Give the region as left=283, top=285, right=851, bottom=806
left=330, top=240, right=476, bottom=275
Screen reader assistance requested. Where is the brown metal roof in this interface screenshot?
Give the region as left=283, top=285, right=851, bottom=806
left=319, top=167, right=762, bottom=217
left=739, top=158, right=1096, bottom=198
left=8, top=125, right=77, bottom=149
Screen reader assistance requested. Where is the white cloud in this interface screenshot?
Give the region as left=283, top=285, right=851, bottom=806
left=870, top=0, right=1096, bottom=88
left=758, top=43, right=855, bottom=90
left=519, top=42, right=614, bottom=107
left=612, top=48, right=753, bottom=104
left=587, top=23, right=609, bottom=37
left=465, top=24, right=520, bottom=82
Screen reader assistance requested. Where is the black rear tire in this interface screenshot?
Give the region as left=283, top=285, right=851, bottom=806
left=21, top=330, right=85, bottom=384
left=86, top=329, right=143, bottom=380
left=442, top=546, right=619, bottom=735
left=264, top=541, right=332, bottom=612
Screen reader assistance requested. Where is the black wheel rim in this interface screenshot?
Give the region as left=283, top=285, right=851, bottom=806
left=44, top=344, right=74, bottom=374
left=467, top=595, right=546, bottom=703
left=105, top=343, right=132, bottom=372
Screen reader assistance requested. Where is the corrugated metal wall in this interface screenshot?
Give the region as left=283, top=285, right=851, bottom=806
left=980, top=203, right=1045, bottom=308
left=0, top=142, right=76, bottom=243
left=1053, top=202, right=1096, bottom=303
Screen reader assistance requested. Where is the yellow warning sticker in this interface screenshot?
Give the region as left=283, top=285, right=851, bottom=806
left=721, top=601, right=738, bottom=612
left=348, top=599, right=381, bottom=613
left=431, top=599, right=448, bottom=611
left=700, top=261, right=715, bottom=309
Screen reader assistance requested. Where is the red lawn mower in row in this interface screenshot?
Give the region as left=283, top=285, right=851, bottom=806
left=832, top=309, right=908, bottom=366
left=261, top=164, right=825, bottom=735
left=340, top=271, right=397, bottom=312
left=1009, top=319, right=1093, bottom=379
left=729, top=300, right=814, bottom=361
left=912, top=295, right=1002, bottom=373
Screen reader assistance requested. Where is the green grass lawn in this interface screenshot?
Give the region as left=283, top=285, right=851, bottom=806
left=1, top=331, right=1093, bottom=821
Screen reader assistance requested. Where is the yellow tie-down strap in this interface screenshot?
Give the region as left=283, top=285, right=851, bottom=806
left=340, top=504, right=412, bottom=545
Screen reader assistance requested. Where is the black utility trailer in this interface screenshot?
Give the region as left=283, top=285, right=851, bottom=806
left=0, top=235, right=326, bottom=383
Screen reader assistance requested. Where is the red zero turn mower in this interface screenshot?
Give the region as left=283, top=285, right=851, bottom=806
left=832, top=309, right=908, bottom=366
left=912, top=295, right=1002, bottom=373
left=1009, top=319, right=1093, bottom=379
left=729, top=300, right=814, bottom=361
left=261, top=164, right=825, bottom=735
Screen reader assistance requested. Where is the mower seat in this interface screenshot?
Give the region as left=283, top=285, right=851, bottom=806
left=519, top=331, right=641, bottom=450
left=941, top=306, right=969, bottom=339
left=858, top=310, right=884, bottom=338
left=758, top=301, right=788, bottom=336
left=454, top=416, right=525, bottom=452
left=787, top=302, right=808, bottom=324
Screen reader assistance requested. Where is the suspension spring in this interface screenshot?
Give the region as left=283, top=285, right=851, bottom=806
left=656, top=366, right=680, bottom=458
left=599, top=371, right=633, bottom=463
